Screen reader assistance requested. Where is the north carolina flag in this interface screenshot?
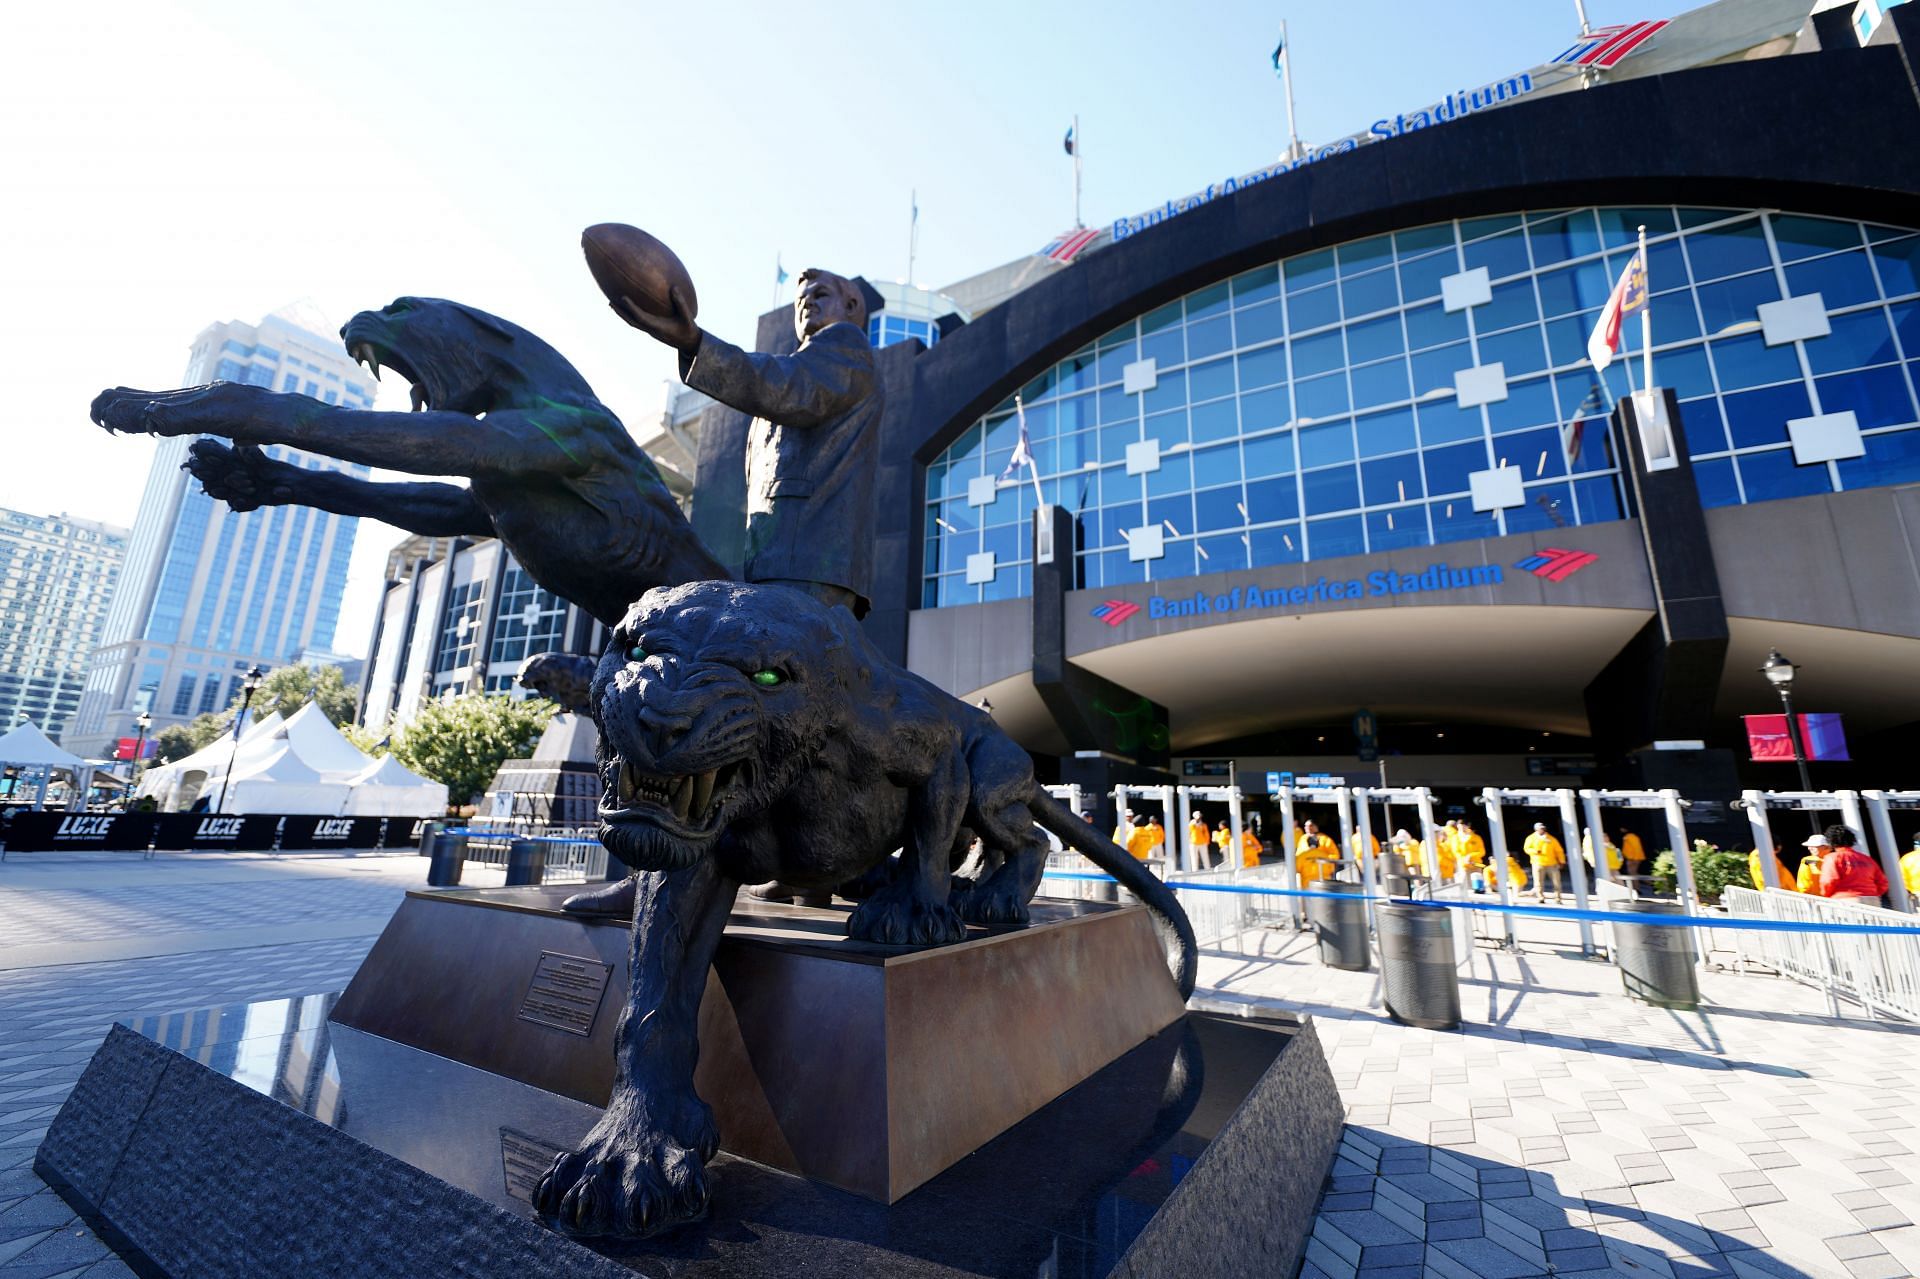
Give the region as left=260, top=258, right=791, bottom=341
left=1001, top=396, right=1036, bottom=481
left=1586, top=249, right=1648, bottom=372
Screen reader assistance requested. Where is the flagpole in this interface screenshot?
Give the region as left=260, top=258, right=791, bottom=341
left=1638, top=224, right=1653, bottom=397
left=1574, top=0, right=1592, bottom=35
left=1075, top=115, right=1084, bottom=229
left=1279, top=20, right=1303, bottom=162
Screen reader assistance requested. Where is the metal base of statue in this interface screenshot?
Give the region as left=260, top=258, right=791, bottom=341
left=37, top=889, right=1343, bottom=1277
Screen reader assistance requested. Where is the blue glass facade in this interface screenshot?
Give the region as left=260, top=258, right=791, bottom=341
left=870, top=314, right=940, bottom=348
left=922, top=208, right=1920, bottom=607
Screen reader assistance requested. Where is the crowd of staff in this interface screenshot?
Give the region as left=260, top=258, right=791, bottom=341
left=1749, top=824, right=1900, bottom=907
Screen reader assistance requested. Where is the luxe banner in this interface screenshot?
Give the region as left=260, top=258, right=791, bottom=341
left=0, top=812, right=158, bottom=852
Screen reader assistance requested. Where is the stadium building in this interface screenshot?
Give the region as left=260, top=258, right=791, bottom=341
left=677, top=0, right=1920, bottom=838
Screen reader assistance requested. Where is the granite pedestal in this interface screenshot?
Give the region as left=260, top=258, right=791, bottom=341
left=37, top=889, right=1345, bottom=1277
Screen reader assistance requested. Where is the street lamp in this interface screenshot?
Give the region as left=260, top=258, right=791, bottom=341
left=1760, top=648, right=1819, bottom=835
left=131, top=710, right=152, bottom=775
left=214, top=665, right=265, bottom=814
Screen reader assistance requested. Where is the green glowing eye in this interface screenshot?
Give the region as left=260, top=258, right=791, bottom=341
left=627, top=644, right=645, bottom=662
left=752, top=669, right=783, bottom=687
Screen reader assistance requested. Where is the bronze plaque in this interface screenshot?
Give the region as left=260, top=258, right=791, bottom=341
left=500, top=1127, right=567, bottom=1203
left=517, top=951, right=613, bottom=1037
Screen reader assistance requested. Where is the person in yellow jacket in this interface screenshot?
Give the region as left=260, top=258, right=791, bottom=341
left=1522, top=822, right=1567, bottom=903
left=1749, top=847, right=1796, bottom=892
left=1455, top=822, right=1488, bottom=881
left=1796, top=834, right=1827, bottom=895
left=1621, top=830, right=1646, bottom=888
left=1479, top=852, right=1527, bottom=895
left=1187, top=812, right=1212, bottom=867
left=1113, top=809, right=1137, bottom=852
left=1126, top=817, right=1164, bottom=862
left=1582, top=829, right=1623, bottom=878
left=1903, top=835, right=1920, bottom=901
left=1239, top=826, right=1263, bottom=868
left=1295, top=821, right=1339, bottom=885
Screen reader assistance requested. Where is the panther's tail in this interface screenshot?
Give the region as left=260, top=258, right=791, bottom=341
left=1028, top=786, right=1198, bottom=1000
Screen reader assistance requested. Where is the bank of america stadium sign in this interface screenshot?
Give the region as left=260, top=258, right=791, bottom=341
left=1090, top=550, right=1595, bottom=626
left=1109, top=21, right=1668, bottom=244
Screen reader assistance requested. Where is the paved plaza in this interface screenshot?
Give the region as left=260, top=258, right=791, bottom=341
left=0, top=853, right=1913, bottom=1278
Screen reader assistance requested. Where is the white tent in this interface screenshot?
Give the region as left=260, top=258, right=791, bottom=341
left=136, top=710, right=284, bottom=811
left=276, top=702, right=377, bottom=781
left=215, top=741, right=350, bottom=815
left=341, top=754, right=448, bottom=817
left=0, top=720, right=92, bottom=810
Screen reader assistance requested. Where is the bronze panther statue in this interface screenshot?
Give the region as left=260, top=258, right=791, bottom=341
left=530, top=580, right=1197, bottom=1238
left=89, top=297, right=723, bottom=626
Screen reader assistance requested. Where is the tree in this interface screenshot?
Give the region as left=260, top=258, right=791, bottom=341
left=390, top=693, right=556, bottom=811
left=150, top=711, right=234, bottom=764
left=234, top=663, right=358, bottom=726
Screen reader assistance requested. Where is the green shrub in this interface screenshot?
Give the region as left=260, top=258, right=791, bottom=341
left=1650, top=843, right=1747, bottom=904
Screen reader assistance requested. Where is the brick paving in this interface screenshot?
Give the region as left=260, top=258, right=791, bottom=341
left=1, top=852, right=1915, bottom=1277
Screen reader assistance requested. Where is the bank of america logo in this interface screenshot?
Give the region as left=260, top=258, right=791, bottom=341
left=1091, top=600, right=1140, bottom=626
left=1515, top=548, right=1598, bottom=582
left=1551, top=20, right=1669, bottom=69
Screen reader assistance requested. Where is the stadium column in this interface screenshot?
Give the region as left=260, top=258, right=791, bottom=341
left=1583, top=387, right=1742, bottom=842
left=1032, top=504, right=1172, bottom=833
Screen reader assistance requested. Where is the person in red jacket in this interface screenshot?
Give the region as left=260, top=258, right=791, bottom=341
left=1820, top=825, right=1889, bottom=906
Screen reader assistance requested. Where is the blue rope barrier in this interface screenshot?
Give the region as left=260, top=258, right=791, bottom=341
left=1040, top=870, right=1920, bottom=936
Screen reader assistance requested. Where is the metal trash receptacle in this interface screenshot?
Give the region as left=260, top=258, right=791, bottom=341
left=1383, top=852, right=1412, bottom=898
left=417, top=820, right=445, bottom=856
left=1311, top=880, right=1372, bottom=971
left=427, top=830, right=467, bottom=888
left=1613, top=899, right=1698, bottom=1009
left=1378, top=902, right=1461, bottom=1029
left=506, top=837, right=546, bottom=886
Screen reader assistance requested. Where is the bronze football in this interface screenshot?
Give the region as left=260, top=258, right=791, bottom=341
left=582, top=223, right=698, bottom=321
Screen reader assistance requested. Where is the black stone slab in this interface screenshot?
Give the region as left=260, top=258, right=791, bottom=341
left=38, top=993, right=1340, bottom=1278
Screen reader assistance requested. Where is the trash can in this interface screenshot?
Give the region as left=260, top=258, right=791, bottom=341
left=1378, top=902, right=1461, bottom=1029
left=426, top=830, right=466, bottom=888
left=417, top=820, right=445, bottom=856
left=1612, top=899, right=1698, bottom=1010
left=506, top=837, right=546, bottom=887
left=1310, top=881, right=1372, bottom=972
left=1382, top=851, right=1412, bottom=898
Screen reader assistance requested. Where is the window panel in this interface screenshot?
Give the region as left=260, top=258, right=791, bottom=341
left=1243, top=432, right=1297, bottom=478
left=1366, top=506, right=1430, bottom=550
left=1652, top=344, right=1715, bottom=401
left=1804, top=308, right=1900, bottom=374
left=1232, top=265, right=1280, bottom=306
left=1295, top=371, right=1350, bottom=420
left=1398, top=251, right=1457, bottom=304
left=1723, top=383, right=1812, bottom=450
left=1235, top=301, right=1286, bottom=348
left=1695, top=271, right=1778, bottom=337
left=1350, top=358, right=1410, bottom=409
left=1187, top=281, right=1231, bottom=320
left=1410, top=342, right=1474, bottom=397
left=1737, top=448, right=1833, bottom=502
left=1300, top=421, right=1355, bottom=468
left=1303, top=466, right=1360, bottom=515
left=1346, top=314, right=1405, bottom=364
left=1770, top=214, right=1863, bottom=262
left=1307, top=514, right=1366, bottom=559
left=1190, top=399, right=1239, bottom=443
left=1288, top=284, right=1340, bottom=332
left=1194, top=483, right=1246, bottom=531
left=1536, top=260, right=1611, bottom=319
left=1292, top=330, right=1345, bottom=377
left=1462, top=229, right=1529, bottom=281
left=1196, top=532, right=1250, bottom=572
left=1147, top=492, right=1194, bottom=534
left=1430, top=499, right=1500, bottom=545
left=1871, top=236, right=1920, bottom=298
left=1838, top=427, right=1920, bottom=488
left=1187, top=315, right=1233, bottom=362
left=1677, top=397, right=1729, bottom=456
left=1236, top=345, right=1288, bottom=391
left=1239, top=384, right=1290, bottom=433
left=1485, top=377, right=1557, bottom=433
left=1418, top=397, right=1484, bottom=446
left=1528, top=210, right=1600, bottom=268
left=1356, top=407, right=1418, bottom=458
left=1284, top=249, right=1336, bottom=292
left=1145, top=410, right=1188, bottom=450
left=1341, top=268, right=1399, bottom=319
left=1684, top=219, right=1770, bottom=282
left=1709, top=332, right=1802, bottom=391
left=1816, top=366, right=1917, bottom=430
left=1492, top=427, right=1567, bottom=481
left=1477, top=326, right=1548, bottom=376
left=1247, top=523, right=1302, bottom=566
left=1361, top=453, right=1425, bottom=506
left=1245, top=477, right=1300, bottom=523
left=1423, top=440, right=1487, bottom=495
left=1479, top=279, right=1541, bottom=332
left=1785, top=250, right=1879, bottom=310
left=1404, top=300, right=1469, bottom=351
left=1573, top=474, right=1625, bottom=522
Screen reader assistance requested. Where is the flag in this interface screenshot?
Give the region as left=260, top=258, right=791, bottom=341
left=1063, top=126, right=1076, bottom=157
left=1551, top=20, right=1669, bottom=69
left=1036, top=227, right=1100, bottom=264
left=1562, top=380, right=1608, bottom=461
left=1744, top=713, right=1850, bottom=762
left=774, top=255, right=788, bottom=287
left=1586, top=249, right=1648, bottom=372
left=1001, top=397, right=1036, bottom=481
left=1271, top=32, right=1285, bottom=74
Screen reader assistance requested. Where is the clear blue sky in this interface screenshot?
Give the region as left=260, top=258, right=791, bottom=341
left=0, top=0, right=1688, bottom=652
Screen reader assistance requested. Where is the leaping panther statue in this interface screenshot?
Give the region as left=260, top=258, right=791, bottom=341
left=529, top=581, right=1196, bottom=1237
left=90, top=303, right=1196, bottom=1242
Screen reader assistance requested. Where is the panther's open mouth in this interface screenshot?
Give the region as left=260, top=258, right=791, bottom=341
left=599, top=758, right=748, bottom=835
left=345, top=338, right=434, bottom=413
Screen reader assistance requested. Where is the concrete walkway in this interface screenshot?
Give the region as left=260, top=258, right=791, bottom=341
left=1, top=854, right=1915, bottom=1277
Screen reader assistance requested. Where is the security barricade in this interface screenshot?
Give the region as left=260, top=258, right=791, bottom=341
left=437, top=828, right=608, bottom=883
left=0, top=811, right=159, bottom=856
left=1722, top=885, right=1920, bottom=1019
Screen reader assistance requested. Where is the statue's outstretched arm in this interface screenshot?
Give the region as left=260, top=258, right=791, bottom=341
left=679, top=331, right=870, bottom=429
left=91, top=382, right=596, bottom=478
left=184, top=439, right=493, bottom=535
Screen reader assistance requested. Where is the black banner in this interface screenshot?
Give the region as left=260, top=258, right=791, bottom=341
left=153, top=813, right=287, bottom=852
left=278, top=815, right=387, bottom=850
left=1, top=811, right=158, bottom=851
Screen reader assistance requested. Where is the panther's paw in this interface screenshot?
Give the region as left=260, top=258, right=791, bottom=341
left=185, top=440, right=287, bottom=512
left=952, top=873, right=1034, bottom=928
left=846, top=883, right=967, bottom=946
left=534, top=1107, right=717, bottom=1238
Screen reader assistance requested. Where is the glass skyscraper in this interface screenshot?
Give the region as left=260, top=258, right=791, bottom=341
left=68, top=306, right=375, bottom=756
left=0, top=509, right=128, bottom=742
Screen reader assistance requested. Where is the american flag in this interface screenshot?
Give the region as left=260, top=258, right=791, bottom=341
left=1562, top=380, right=1609, bottom=462
left=1037, top=227, right=1100, bottom=264
left=1001, top=396, right=1036, bottom=481
left=1550, top=19, right=1670, bottom=69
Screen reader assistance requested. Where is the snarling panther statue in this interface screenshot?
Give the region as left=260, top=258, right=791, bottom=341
left=89, top=297, right=724, bottom=627
left=529, top=581, right=1197, bottom=1237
